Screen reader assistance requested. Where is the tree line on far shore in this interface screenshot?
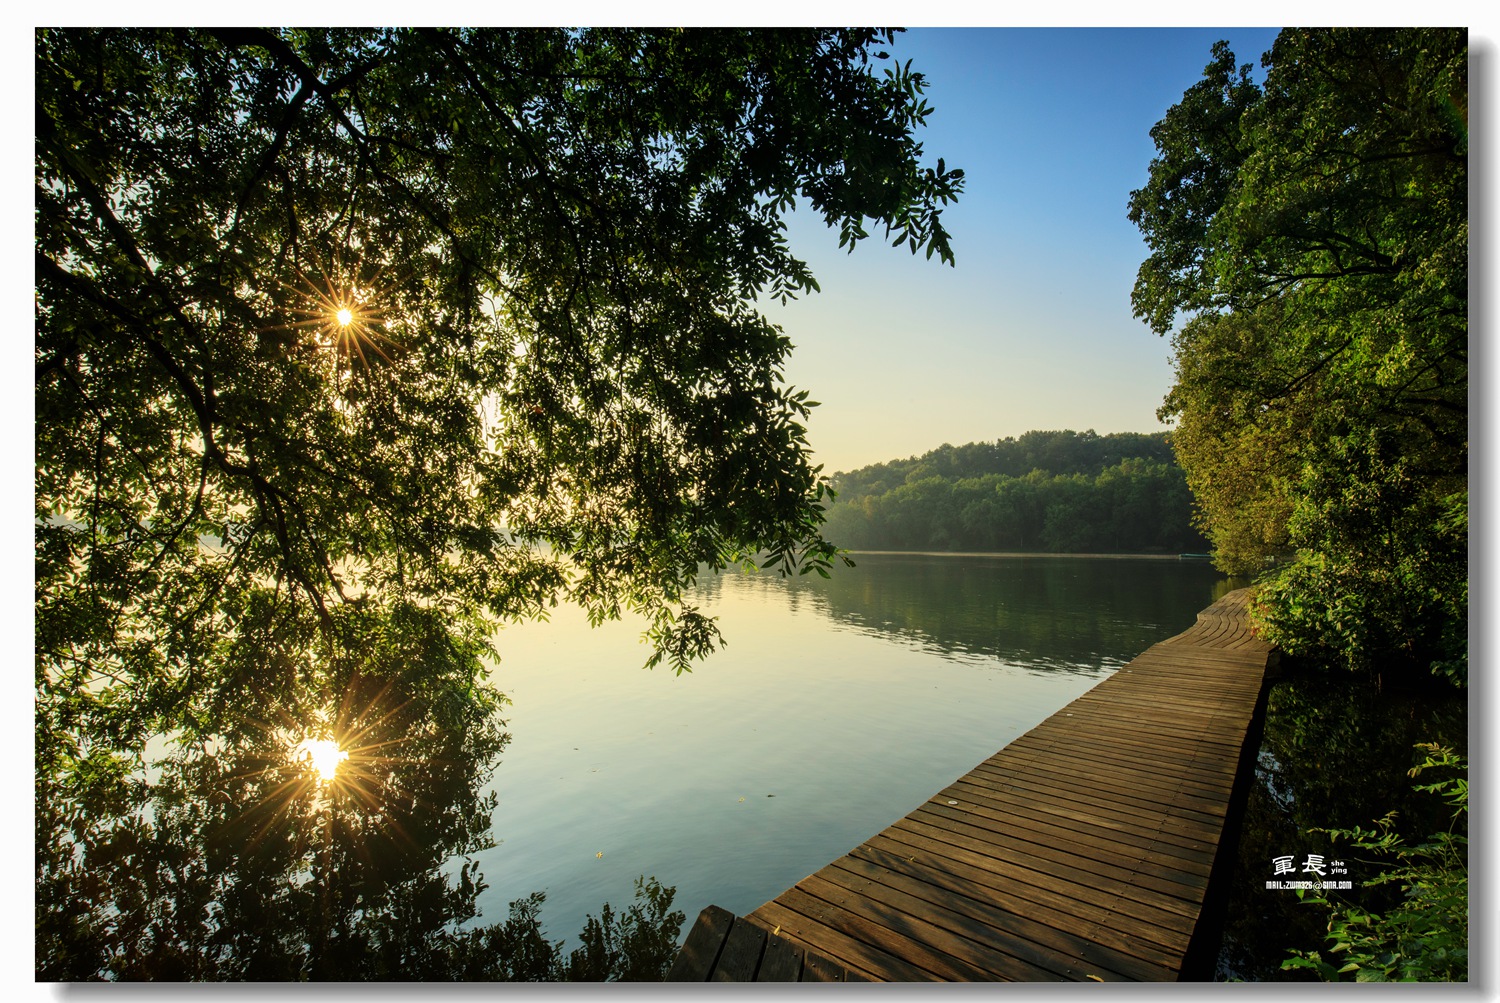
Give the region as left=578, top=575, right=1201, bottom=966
left=821, top=429, right=1209, bottom=554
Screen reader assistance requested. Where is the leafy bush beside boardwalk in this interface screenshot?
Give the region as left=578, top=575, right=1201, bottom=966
left=1130, top=28, right=1467, bottom=684
left=1282, top=745, right=1467, bottom=983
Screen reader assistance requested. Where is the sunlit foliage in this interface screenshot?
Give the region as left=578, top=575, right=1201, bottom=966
left=1129, top=29, right=1466, bottom=682
left=35, top=27, right=960, bottom=980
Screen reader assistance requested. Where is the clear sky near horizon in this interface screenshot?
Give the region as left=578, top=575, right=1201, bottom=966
left=763, top=27, right=1284, bottom=476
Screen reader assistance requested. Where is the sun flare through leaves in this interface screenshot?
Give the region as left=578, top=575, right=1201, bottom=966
left=293, top=736, right=349, bottom=784
left=280, top=265, right=401, bottom=371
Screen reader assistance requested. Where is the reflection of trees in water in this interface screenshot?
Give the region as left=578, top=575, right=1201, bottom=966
left=1213, top=672, right=1466, bottom=981
left=36, top=620, right=683, bottom=981
left=34, top=25, right=969, bottom=982
left=714, top=555, right=1230, bottom=672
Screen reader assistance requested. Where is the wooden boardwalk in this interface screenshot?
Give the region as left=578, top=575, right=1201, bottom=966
left=666, top=588, right=1277, bottom=982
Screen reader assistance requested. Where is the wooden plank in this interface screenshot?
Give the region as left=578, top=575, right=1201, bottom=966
left=1170, top=631, right=1267, bottom=651
left=995, top=757, right=1237, bottom=810
left=890, top=815, right=1202, bottom=920
left=1053, top=694, right=1248, bottom=723
left=754, top=930, right=802, bottom=982
left=1076, top=685, right=1257, bottom=710
left=1010, top=730, right=1250, bottom=771
left=997, top=731, right=1240, bottom=787
left=968, top=764, right=1231, bottom=835
left=905, top=804, right=1210, bottom=898
left=938, top=784, right=1219, bottom=865
left=791, top=873, right=1062, bottom=981
left=749, top=898, right=936, bottom=982
left=997, top=738, right=1240, bottom=794
left=1064, top=688, right=1254, bottom=717
left=1023, top=698, right=1251, bottom=736
left=864, top=829, right=1198, bottom=945
left=710, top=915, right=767, bottom=982
left=852, top=841, right=1191, bottom=964
left=800, top=959, right=840, bottom=982
left=1048, top=687, right=1256, bottom=724
left=962, top=763, right=1227, bottom=836
left=996, top=729, right=1240, bottom=779
left=683, top=588, right=1275, bottom=982
left=1123, top=648, right=1267, bottom=669
left=1038, top=704, right=1248, bottom=749
left=1085, top=674, right=1251, bottom=700
left=665, top=904, right=733, bottom=981
left=988, top=745, right=1234, bottom=811
left=800, top=952, right=850, bottom=982
left=921, top=792, right=1217, bottom=877
left=1106, top=648, right=1263, bottom=671
left=770, top=880, right=1000, bottom=980
left=824, top=855, right=1168, bottom=981
left=1039, top=714, right=1247, bottom=762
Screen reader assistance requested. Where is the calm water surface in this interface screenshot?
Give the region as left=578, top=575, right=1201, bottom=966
left=472, top=554, right=1230, bottom=944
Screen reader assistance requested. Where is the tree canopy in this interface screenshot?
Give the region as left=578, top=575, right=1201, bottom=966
left=1129, top=29, right=1466, bottom=682
left=35, top=27, right=961, bottom=979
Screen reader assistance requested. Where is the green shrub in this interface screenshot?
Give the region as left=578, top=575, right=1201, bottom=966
left=1282, top=744, right=1467, bottom=982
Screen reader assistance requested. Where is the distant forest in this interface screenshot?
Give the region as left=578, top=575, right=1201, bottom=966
left=822, top=430, right=1209, bottom=554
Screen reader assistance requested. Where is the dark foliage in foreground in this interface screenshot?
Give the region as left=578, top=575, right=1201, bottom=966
left=35, top=27, right=958, bottom=979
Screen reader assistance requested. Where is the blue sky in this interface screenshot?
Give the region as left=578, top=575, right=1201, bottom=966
left=764, top=27, right=1285, bottom=475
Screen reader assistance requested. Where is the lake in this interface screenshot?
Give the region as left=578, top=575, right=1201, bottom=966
left=41, top=548, right=1462, bottom=981
left=37, top=551, right=1238, bottom=980
left=469, top=553, right=1232, bottom=947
